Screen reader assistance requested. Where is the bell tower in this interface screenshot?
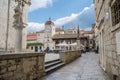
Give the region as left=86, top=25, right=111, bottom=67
left=44, top=18, right=55, bottom=51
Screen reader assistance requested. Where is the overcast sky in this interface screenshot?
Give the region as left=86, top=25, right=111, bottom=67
left=28, top=0, right=95, bottom=32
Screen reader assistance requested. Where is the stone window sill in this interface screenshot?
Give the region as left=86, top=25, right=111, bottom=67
left=111, top=22, right=120, bottom=32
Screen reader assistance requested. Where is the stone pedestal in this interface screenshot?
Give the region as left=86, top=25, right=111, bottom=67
left=77, top=39, right=81, bottom=50
left=15, top=28, right=23, bottom=52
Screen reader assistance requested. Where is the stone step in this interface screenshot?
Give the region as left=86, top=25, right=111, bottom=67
left=45, top=59, right=60, bottom=64
left=45, top=60, right=62, bottom=69
left=45, top=62, right=65, bottom=74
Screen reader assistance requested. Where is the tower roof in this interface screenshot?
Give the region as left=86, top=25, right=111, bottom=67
left=45, top=18, right=55, bottom=26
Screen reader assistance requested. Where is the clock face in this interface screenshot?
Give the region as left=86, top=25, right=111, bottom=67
left=46, top=26, right=51, bottom=33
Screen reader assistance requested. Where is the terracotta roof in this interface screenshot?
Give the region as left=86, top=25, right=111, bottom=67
left=36, top=30, right=45, bottom=33
left=83, top=31, right=94, bottom=34
left=27, top=33, right=37, bottom=41
left=80, top=30, right=85, bottom=32
left=55, top=28, right=64, bottom=32
left=45, top=20, right=54, bottom=25
left=52, top=34, right=86, bottom=40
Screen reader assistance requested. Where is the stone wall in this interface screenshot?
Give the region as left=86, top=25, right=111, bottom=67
left=59, top=50, right=81, bottom=64
left=94, top=0, right=120, bottom=79
left=105, top=27, right=120, bottom=79
left=0, top=52, right=45, bottom=80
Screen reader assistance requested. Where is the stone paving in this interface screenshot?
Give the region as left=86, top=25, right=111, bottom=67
left=41, top=52, right=110, bottom=80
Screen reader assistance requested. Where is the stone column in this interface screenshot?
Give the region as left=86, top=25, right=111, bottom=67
left=13, top=1, right=26, bottom=52
left=13, top=0, right=31, bottom=52
left=77, top=39, right=81, bottom=50
left=77, top=26, right=81, bottom=50
left=15, top=27, right=23, bottom=52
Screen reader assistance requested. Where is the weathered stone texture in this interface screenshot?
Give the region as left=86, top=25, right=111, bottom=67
left=94, top=0, right=120, bottom=79
left=0, top=0, right=28, bottom=51
left=59, top=50, right=81, bottom=64
left=0, top=52, right=45, bottom=80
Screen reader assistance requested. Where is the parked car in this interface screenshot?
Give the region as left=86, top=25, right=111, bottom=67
left=44, top=49, right=53, bottom=53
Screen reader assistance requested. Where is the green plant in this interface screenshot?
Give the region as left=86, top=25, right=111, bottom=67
left=27, top=42, right=43, bottom=48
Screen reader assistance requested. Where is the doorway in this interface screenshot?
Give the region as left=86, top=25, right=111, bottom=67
left=35, top=46, right=38, bottom=52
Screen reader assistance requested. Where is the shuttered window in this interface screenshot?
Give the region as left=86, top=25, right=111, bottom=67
left=111, top=1, right=120, bottom=26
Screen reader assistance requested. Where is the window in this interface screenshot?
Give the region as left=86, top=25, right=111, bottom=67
left=31, top=46, right=33, bottom=50
left=38, top=33, right=40, bottom=36
left=55, top=40, right=59, bottom=44
left=111, top=1, right=120, bottom=26
left=39, top=46, right=41, bottom=50
left=69, top=46, right=71, bottom=50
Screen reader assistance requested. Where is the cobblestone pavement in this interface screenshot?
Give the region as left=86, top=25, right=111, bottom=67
left=41, top=52, right=110, bottom=80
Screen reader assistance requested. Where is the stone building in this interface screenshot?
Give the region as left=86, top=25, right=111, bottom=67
left=27, top=32, right=43, bottom=52
left=0, top=0, right=30, bottom=52
left=27, top=32, right=37, bottom=43
left=94, top=0, right=120, bottom=79
left=53, top=30, right=94, bottom=51
left=27, top=32, right=44, bottom=52
left=27, top=19, right=94, bottom=52
left=43, top=19, right=56, bottom=51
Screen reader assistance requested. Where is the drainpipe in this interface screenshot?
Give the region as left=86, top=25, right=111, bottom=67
left=5, top=0, right=10, bottom=51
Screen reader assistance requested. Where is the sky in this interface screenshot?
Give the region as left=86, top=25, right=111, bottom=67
left=28, top=0, right=95, bottom=32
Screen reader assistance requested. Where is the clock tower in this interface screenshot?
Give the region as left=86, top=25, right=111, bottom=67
left=44, top=18, right=55, bottom=51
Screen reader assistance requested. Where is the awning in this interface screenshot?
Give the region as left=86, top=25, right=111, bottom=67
left=56, top=41, right=69, bottom=47
left=69, top=42, right=77, bottom=46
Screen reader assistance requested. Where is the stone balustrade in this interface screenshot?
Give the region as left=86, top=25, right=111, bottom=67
left=0, top=51, right=81, bottom=80
left=59, top=50, right=81, bottom=64
left=0, top=52, right=45, bottom=80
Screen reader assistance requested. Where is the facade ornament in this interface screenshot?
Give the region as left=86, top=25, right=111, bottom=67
left=13, top=2, right=23, bottom=28
left=13, top=0, right=31, bottom=29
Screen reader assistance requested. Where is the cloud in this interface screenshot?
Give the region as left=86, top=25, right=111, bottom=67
left=29, top=0, right=53, bottom=12
left=27, top=4, right=95, bottom=32
left=54, top=4, right=95, bottom=30
left=27, top=22, right=44, bottom=32
left=54, top=13, right=78, bottom=26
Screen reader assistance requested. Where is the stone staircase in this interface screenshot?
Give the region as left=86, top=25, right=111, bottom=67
left=45, top=59, right=65, bottom=74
